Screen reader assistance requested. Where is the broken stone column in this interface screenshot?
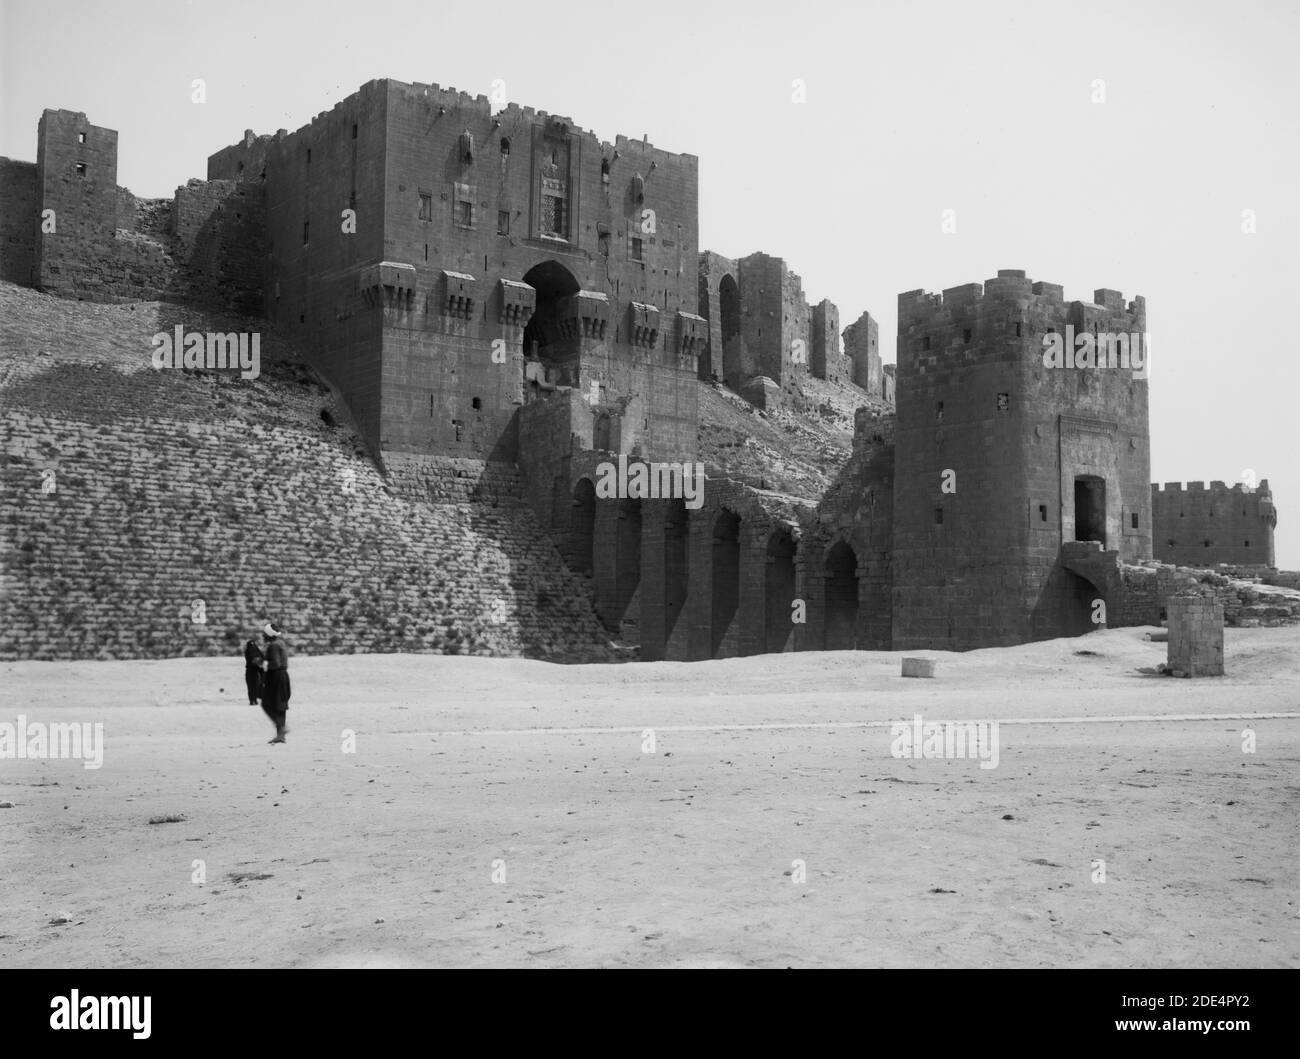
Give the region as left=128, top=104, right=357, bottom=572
left=1166, top=594, right=1224, bottom=677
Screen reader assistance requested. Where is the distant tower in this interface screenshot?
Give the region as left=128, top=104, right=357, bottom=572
left=34, top=110, right=119, bottom=298
left=843, top=310, right=881, bottom=396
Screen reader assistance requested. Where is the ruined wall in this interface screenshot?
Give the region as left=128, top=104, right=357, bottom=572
left=171, top=177, right=267, bottom=314
left=13, top=109, right=259, bottom=311
left=33, top=110, right=123, bottom=299
left=208, top=129, right=276, bottom=182
left=0, top=158, right=38, bottom=285
left=1152, top=480, right=1276, bottom=568
left=811, top=299, right=849, bottom=385
left=696, top=250, right=738, bottom=382
left=1117, top=561, right=1300, bottom=628
left=893, top=269, right=1150, bottom=650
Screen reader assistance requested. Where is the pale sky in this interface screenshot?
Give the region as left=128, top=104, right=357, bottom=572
left=2, top=0, right=1296, bottom=566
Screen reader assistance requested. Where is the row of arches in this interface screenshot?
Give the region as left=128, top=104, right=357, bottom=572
left=568, top=478, right=863, bottom=659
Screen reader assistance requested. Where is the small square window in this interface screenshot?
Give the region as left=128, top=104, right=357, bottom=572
left=500, top=137, right=511, bottom=156
left=472, top=397, right=482, bottom=410
left=75, top=162, right=87, bottom=177
left=1131, top=513, right=1139, bottom=529
left=497, top=210, right=510, bottom=236
left=631, top=237, right=643, bottom=261
left=77, top=132, right=86, bottom=144
left=457, top=200, right=474, bottom=227
left=1039, top=504, right=1048, bottom=522
left=418, top=193, right=433, bottom=221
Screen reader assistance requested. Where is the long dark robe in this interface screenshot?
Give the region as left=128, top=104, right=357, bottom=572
left=261, top=639, right=291, bottom=723
left=244, top=640, right=264, bottom=705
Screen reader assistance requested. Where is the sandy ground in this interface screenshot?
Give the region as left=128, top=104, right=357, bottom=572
left=2, top=626, right=1298, bottom=968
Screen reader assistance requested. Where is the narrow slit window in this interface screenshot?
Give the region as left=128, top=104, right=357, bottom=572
left=935, top=508, right=944, bottom=525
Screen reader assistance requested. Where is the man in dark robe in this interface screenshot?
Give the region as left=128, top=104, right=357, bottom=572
left=260, top=623, right=292, bottom=744
left=243, top=636, right=264, bottom=706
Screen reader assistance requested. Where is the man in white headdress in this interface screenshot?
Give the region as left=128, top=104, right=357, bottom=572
left=259, top=622, right=292, bottom=744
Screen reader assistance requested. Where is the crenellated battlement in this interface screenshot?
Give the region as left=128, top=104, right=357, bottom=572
left=211, top=78, right=698, bottom=178
left=1154, top=480, right=1273, bottom=496
left=900, top=269, right=1144, bottom=323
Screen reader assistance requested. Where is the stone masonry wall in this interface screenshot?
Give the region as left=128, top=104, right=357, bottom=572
left=0, top=282, right=614, bottom=662
left=1152, top=480, right=1277, bottom=569
left=1167, top=594, right=1225, bottom=677
left=0, top=158, right=38, bottom=285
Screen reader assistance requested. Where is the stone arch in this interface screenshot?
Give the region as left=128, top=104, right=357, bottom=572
left=824, top=539, right=859, bottom=650
left=570, top=477, right=596, bottom=576
left=719, top=274, right=741, bottom=387
left=1062, top=570, right=1106, bottom=637
left=612, top=497, right=642, bottom=635
left=765, top=526, right=797, bottom=654
left=711, top=508, right=742, bottom=656
left=664, top=498, right=690, bottom=644
left=522, top=260, right=580, bottom=366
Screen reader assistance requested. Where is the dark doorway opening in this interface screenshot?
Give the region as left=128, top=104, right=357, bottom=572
left=824, top=541, right=859, bottom=650
left=711, top=509, right=741, bottom=656
left=1074, top=475, right=1106, bottom=545
left=522, top=260, right=580, bottom=370
left=570, top=478, right=595, bottom=576
left=664, top=499, right=689, bottom=644
left=1063, top=571, right=1103, bottom=637
left=765, top=529, right=797, bottom=654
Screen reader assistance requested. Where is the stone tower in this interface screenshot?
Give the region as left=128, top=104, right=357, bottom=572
left=892, top=269, right=1151, bottom=650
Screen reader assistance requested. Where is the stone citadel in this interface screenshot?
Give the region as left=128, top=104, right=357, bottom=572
left=0, top=78, right=1290, bottom=661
